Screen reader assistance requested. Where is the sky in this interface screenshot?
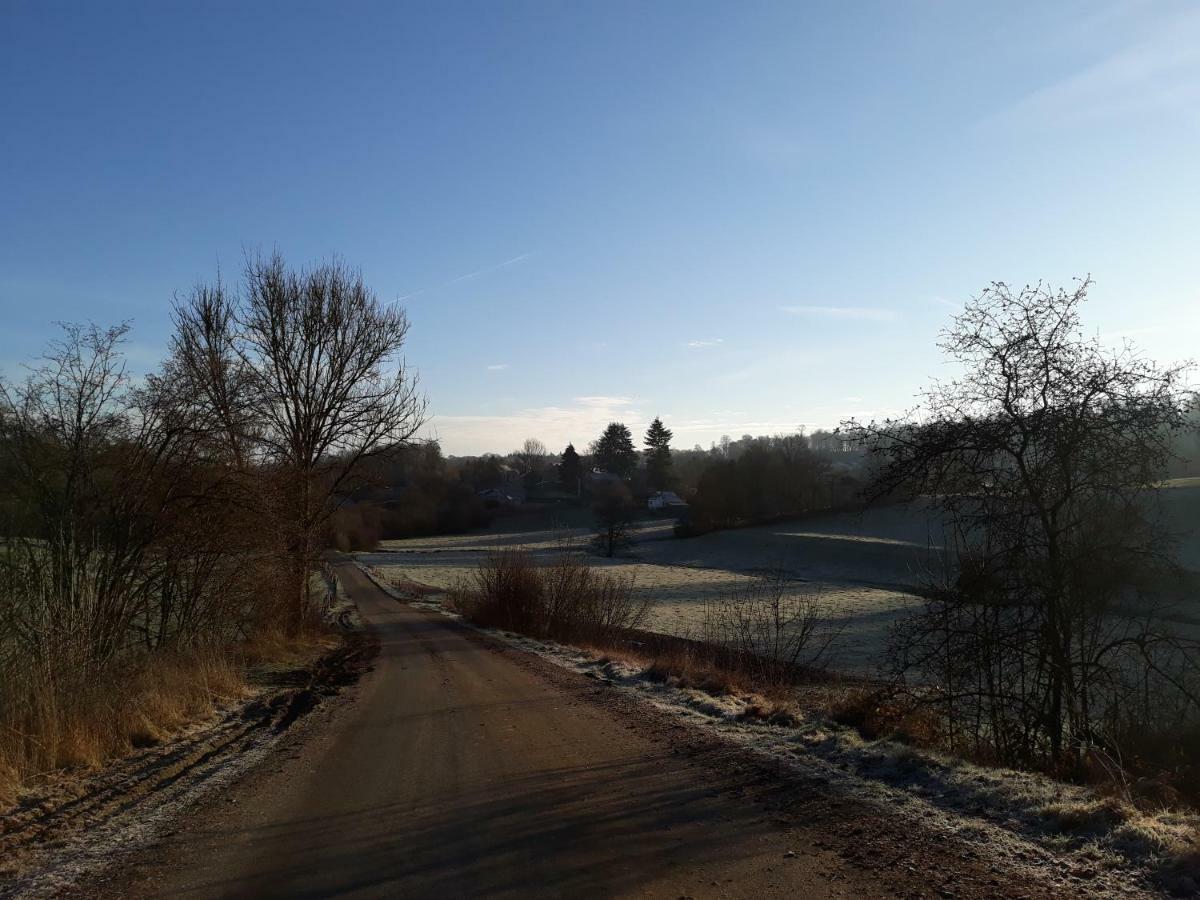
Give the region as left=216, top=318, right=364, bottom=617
left=2, top=0, right=1198, bottom=456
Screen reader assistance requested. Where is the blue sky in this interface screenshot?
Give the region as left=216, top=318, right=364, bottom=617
left=2, top=1, right=1198, bottom=455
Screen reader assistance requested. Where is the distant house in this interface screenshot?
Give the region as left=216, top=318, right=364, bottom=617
left=647, top=490, right=687, bottom=511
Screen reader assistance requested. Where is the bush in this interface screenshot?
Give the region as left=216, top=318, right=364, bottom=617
left=698, top=572, right=839, bottom=684
left=455, top=550, right=649, bottom=643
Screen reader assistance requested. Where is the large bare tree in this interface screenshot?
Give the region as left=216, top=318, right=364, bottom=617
left=171, top=252, right=426, bottom=626
left=847, top=279, right=1197, bottom=769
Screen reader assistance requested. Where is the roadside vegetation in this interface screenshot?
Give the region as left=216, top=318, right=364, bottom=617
left=424, top=534, right=1200, bottom=890
left=0, top=252, right=423, bottom=804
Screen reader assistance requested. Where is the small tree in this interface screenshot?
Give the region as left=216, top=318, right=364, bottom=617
left=558, top=443, right=583, bottom=495
left=593, top=482, right=635, bottom=558
left=644, top=416, right=674, bottom=490
left=591, top=422, right=637, bottom=479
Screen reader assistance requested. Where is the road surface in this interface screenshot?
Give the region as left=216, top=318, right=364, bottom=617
left=100, top=562, right=887, bottom=899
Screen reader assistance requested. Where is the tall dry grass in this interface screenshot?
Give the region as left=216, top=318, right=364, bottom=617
left=0, top=646, right=244, bottom=807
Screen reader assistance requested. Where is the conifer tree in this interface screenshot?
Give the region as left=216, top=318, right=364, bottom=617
left=558, top=443, right=583, bottom=493
left=590, top=422, right=637, bottom=479
left=644, top=416, right=674, bottom=490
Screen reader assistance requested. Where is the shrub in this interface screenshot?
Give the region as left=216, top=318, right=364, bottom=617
left=456, top=550, right=649, bottom=643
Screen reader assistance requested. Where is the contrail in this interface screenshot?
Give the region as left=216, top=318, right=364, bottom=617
left=395, top=251, right=536, bottom=304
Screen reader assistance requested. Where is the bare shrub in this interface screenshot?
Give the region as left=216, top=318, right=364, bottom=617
left=462, top=549, right=545, bottom=633
left=456, top=550, right=648, bottom=643
left=826, top=686, right=943, bottom=747
left=699, top=572, right=839, bottom=684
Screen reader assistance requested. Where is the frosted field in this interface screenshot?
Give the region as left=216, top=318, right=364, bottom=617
left=355, top=505, right=940, bottom=676
left=356, top=484, right=1200, bottom=678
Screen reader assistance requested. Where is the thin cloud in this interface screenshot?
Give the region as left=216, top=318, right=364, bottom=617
left=486, top=363, right=510, bottom=371
left=426, top=395, right=643, bottom=455
left=779, top=305, right=899, bottom=323
left=1098, top=325, right=1167, bottom=342
left=574, top=395, right=636, bottom=408
left=684, top=338, right=724, bottom=349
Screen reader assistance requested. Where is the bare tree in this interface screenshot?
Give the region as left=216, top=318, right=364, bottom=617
left=516, top=437, right=547, bottom=467
left=592, top=481, right=635, bottom=558
left=846, top=279, right=1197, bottom=769
left=513, top=437, right=548, bottom=486
left=172, top=252, right=427, bottom=627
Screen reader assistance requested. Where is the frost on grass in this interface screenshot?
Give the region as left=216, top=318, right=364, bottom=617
left=357, top=551, right=918, bottom=676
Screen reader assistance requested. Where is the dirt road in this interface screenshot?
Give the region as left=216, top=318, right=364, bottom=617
left=96, top=564, right=1078, bottom=899
left=93, top=563, right=872, bottom=898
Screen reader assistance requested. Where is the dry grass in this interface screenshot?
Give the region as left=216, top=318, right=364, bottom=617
left=618, top=644, right=751, bottom=697
left=825, top=687, right=944, bottom=748
left=241, top=623, right=337, bottom=669
left=0, top=627, right=333, bottom=809
left=0, top=649, right=237, bottom=806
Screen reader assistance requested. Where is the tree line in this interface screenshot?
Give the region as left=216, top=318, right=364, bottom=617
left=470, top=417, right=864, bottom=537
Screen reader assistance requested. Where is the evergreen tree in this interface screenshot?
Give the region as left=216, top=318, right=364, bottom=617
left=644, top=416, right=674, bottom=490
left=558, top=443, right=583, bottom=493
left=590, top=422, right=637, bottom=479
